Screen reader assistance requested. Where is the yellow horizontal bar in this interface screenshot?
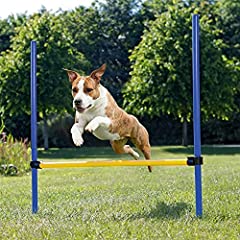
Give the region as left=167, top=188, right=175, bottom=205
left=39, top=159, right=187, bottom=169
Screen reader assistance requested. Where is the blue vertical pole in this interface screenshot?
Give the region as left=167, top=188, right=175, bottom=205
left=192, top=14, right=202, bottom=217
left=31, top=41, right=38, bottom=213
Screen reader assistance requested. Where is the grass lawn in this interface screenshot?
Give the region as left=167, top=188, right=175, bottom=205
left=0, top=146, right=240, bottom=239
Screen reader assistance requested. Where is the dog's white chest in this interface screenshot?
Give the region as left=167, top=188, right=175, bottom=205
left=84, top=115, right=121, bottom=141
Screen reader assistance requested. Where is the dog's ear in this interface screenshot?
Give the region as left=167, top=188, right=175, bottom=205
left=63, top=68, right=80, bottom=83
left=90, top=64, right=106, bottom=83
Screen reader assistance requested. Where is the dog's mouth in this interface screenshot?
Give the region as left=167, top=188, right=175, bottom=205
left=76, top=104, right=92, bottom=113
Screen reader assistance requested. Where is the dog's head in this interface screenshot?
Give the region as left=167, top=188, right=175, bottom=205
left=65, top=64, right=106, bottom=113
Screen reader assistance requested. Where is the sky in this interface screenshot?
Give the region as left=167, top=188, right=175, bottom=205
left=0, top=0, right=100, bottom=19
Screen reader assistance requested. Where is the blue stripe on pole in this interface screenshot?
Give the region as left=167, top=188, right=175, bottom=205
left=31, top=40, right=38, bottom=213
left=192, top=14, right=203, bottom=217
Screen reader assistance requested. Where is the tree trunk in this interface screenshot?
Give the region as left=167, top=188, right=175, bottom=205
left=182, top=120, right=188, bottom=146
left=42, top=111, right=49, bottom=150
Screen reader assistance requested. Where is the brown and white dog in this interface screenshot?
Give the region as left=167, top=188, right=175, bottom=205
left=65, top=64, right=152, bottom=172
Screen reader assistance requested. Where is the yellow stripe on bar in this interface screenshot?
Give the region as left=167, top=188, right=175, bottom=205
left=39, top=159, right=187, bottom=169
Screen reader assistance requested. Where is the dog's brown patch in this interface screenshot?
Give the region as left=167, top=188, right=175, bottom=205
left=105, top=92, right=150, bottom=146
left=105, top=91, right=152, bottom=172
left=83, top=77, right=100, bottom=100
left=71, top=78, right=80, bottom=97
left=105, top=92, right=139, bottom=138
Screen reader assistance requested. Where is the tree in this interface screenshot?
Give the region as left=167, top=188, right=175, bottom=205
left=0, top=11, right=89, bottom=149
left=0, top=18, right=14, bottom=53
left=64, top=0, right=147, bottom=102
left=215, top=0, right=240, bottom=111
left=215, top=0, right=240, bottom=59
left=0, top=14, right=27, bottom=53
left=123, top=0, right=237, bottom=145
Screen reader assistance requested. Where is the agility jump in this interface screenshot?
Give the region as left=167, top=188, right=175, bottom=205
left=30, top=157, right=202, bottom=169
left=30, top=14, right=203, bottom=217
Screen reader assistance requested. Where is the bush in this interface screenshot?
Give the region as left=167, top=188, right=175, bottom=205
left=0, top=134, right=30, bottom=176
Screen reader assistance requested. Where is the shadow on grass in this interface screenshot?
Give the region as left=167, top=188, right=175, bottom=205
left=162, top=146, right=240, bottom=155
left=131, top=201, right=190, bottom=220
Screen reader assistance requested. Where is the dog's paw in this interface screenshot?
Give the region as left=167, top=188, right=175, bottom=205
left=72, top=135, right=84, bottom=146
left=71, top=125, right=84, bottom=146
left=85, top=121, right=99, bottom=133
left=133, top=151, right=140, bottom=159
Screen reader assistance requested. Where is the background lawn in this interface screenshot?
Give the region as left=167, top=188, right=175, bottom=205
left=0, top=146, right=240, bottom=239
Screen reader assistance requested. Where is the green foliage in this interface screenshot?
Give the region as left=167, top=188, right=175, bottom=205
left=0, top=119, right=4, bottom=133
left=0, top=18, right=14, bottom=53
left=215, top=0, right=240, bottom=111
left=124, top=1, right=192, bottom=120
left=123, top=0, right=237, bottom=122
left=0, top=0, right=239, bottom=145
left=0, top=134, right=30, bottom=176
left=64, top=0, right=147, bottom=100
left=215, top=0, right=240, bottom=59
left=0, top=14, right=27, bottom=53
left=0, top=11, right=89, bottom=138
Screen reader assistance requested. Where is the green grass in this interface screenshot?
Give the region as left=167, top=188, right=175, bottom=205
left=1, top=146, right=240, bottom=239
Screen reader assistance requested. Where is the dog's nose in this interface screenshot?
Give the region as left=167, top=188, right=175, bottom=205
left=74, top=99, right=82, bottom=106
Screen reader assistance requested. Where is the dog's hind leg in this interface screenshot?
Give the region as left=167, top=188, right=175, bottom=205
left=130, top=129, right=152, bottom=172
left=135, top=143, right=152, bottom=172
left=110, top=139, right=139, bottom=160
left=123, top=145, right=140, bottom=159
left=141, top=145, right=152, bottom=172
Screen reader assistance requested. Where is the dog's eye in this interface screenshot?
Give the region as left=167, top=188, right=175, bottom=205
left=86, top=88, right=93, bottom=93
left=72, top=87, right=78, bottom=93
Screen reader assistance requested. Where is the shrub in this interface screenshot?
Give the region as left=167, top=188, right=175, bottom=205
left=0, top=134, right=30, bottom=176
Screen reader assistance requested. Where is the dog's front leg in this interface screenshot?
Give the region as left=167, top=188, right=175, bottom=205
left=85, top=116, right=111, bottom=133
left=71, top=123, right=84, bottom=146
